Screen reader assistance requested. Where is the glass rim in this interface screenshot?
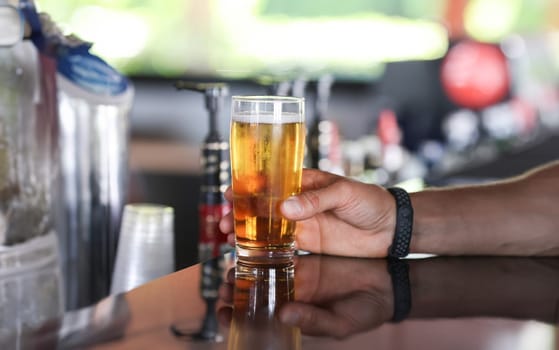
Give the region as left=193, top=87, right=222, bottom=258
left=124, top=203, right=174, bottom=215
left=232, top=95, right=304, bottom=103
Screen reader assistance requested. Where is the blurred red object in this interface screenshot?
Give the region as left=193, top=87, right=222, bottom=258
left=441, top=40, right=510, bottom=109
left=510, top=97, right=537, bottom=135
left=377, top=109, right=401, bottom=145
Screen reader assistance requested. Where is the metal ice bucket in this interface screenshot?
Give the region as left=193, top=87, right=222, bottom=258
left=56, top=74, right=132, bottom=310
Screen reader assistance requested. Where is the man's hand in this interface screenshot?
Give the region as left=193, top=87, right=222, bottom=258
left=220, top=169, right=397, bottom=258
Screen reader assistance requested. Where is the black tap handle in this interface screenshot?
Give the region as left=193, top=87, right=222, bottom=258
left=175, top=81, right=229, bottom=140
left=174, top=81, right=229, bottom=94
left=176, top=81, right=231, bottom=258
left=174, top=82, right=228, bottom=113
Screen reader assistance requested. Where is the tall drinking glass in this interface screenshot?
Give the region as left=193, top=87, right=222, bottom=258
left=230, top=96, right=305, bottom=264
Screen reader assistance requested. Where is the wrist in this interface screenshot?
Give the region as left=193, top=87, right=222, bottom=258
left=408, top=190, right=452, bottom=255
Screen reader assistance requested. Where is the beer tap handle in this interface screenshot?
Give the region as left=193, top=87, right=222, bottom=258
left=175, top=81, right=231, bottom=260
left=290, top=76, right=308, bottom=98
left=174, top=81, right=228, bottom=93
left=175, top=82, right=229, bottom=140
left=174, top=82, right=229, bottom=101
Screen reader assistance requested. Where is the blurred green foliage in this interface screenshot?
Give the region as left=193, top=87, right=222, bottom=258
left=35, top=0, right=555, bottom=79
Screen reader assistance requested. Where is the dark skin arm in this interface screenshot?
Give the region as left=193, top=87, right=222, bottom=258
left=410, top=161, right=559, bottom=256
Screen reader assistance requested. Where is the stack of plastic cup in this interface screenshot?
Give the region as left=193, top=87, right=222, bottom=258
left=110, top=204, right=174, bottom=294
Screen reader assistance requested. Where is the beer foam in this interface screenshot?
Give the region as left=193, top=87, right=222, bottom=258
left=232, top=112, right=302, bottom=124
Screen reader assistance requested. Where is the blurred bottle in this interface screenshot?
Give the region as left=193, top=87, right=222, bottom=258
left=442, top=109, right=480, bottom=152
left=480, top=98, right=539, bottom=150
left=376, top=108, right=427, bottom=185
left=306, top=74, right=343, bottom=174
left=377, top=108, right=404, bottom=178
left=290, top=75, right=307, bottom=99
left=342, top=140, right=366, bottom=179
left=228, top=262, right=300, bottom=350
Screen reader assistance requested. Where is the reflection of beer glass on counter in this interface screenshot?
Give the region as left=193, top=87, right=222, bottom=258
left=228, top=262, right=300, bottom=350
left=230, top=96, right=305, bottom=264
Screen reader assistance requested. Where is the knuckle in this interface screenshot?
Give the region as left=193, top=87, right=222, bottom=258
left=333, top=180, right=353, bottom=195
left=331, top=180, right=356, bottom=208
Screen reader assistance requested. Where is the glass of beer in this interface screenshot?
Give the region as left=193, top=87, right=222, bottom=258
left=230, top=96, right=305, bottom=264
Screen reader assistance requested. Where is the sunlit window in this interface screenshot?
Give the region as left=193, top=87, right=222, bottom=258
left=36, top=0, right=556, bottom=79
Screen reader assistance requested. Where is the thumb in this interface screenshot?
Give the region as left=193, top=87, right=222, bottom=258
left=281, top=181, right=351, bottom=220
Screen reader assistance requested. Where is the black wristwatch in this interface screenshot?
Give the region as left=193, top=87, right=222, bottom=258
left=386, top=187, right=414, bottom=258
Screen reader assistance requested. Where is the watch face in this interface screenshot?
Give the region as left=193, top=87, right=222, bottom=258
left=0, top=5, right=23, bottom=47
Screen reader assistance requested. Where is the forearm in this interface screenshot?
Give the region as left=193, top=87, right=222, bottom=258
left=409, top=161, right=559, bottom=256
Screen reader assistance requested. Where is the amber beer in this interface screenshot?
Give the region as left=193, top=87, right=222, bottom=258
left=230, top=96, right=305, bottom=262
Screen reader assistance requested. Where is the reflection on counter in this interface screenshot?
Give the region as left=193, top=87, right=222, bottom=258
left=2, top=253, right=559, bottom=348
left=226, top=262, right=300, bottom=350
left=171, top=255, right=226, bottom=342
left=25, top=294, right=130, bottom=349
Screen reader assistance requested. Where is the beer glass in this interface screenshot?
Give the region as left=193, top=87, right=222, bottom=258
left=230, top=96, right=305, bottom=264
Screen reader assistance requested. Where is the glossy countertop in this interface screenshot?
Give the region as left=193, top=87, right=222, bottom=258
left=23, top=254, right=559, bottom=349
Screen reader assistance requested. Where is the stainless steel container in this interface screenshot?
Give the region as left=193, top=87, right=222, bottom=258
left=16, top=1, right=134, bottom=310
left=56, top=73, right=133, bottom=310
